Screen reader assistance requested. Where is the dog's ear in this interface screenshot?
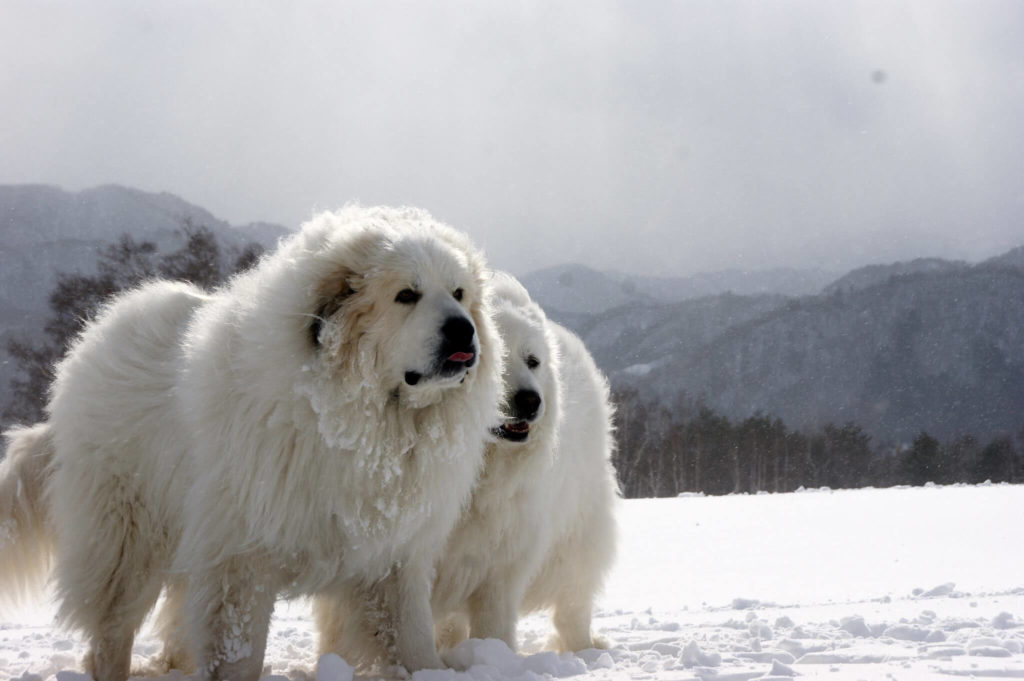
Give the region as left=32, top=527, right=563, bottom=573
left=311, top=268, right=356, bottom=347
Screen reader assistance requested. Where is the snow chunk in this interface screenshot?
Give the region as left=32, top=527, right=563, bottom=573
left=584, top=651, right=614, bottom=670
left=967, top=636, right=1014, bottom=657
left=923, top=645, right=967, bottom=659
left=748, top=620, right=773, bottom=640
left=440, top=638, right=585, bottom=679
left=445, top=638, right=522, bottom=674
left=526, top=651, right=586, bottom=677
left=968, top=636, right=1005, bottom=649
left=735, top=651, right=796, bottom=665
left=881, top=624, right=931, bottom=641
left=797, top=649, right=911, bottom=665
left=651, top=642, right=681, bottom=656
left=839, top=615, right=870, bottom=637
left=315, top=654, right=353, bottom=681
left=55, top=673, right=91, bottom=681
left=796, top=652, right=848, bottom=664
left=774, top=616, right=795, bottom=629
left=680, top=640, right=721, bottom=668
left=776, top=639, right=809, bottom=658
left=992, top=611, right=1017, bottom=629
left=767, top=659, right=797, bottom=677
left=920, top=582, right=956, bottom=598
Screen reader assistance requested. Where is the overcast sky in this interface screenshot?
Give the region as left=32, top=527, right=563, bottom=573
left=2, top=1, right=1022, bottom=277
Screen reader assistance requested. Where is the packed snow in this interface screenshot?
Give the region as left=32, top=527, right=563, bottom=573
left=2, top=483, right=1022, bottom=681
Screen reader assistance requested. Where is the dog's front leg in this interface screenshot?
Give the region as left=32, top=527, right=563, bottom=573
left=187, top=554, right=279, bottom=681
left=389, top=560, right=444, bottom=672
left=468, top=580, right=520, bottom=651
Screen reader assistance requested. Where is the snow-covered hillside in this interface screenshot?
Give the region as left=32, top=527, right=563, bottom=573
left=2, top=484, right=1021, bottom=681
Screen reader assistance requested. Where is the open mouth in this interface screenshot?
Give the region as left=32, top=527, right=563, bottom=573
left=494, top=419, right=531, bottom=442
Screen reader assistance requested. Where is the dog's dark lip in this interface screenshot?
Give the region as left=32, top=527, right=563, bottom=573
left=405, top=358, right=474, bottom=387
left=493, top=420, right=531, bottom=442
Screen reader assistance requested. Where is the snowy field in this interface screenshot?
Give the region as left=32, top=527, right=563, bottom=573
left=2, top=483, right=1022, bottom=681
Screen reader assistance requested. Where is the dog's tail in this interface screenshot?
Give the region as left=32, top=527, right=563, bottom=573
left=0, top=422, right=55, bottom=606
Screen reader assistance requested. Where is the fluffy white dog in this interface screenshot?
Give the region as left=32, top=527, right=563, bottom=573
left=0, top=206, right=504, bottom=681
left=316, top=272, right=619, bottom=660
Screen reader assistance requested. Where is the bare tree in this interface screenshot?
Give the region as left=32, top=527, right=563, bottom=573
left=4, top=224, right=262, bottom=425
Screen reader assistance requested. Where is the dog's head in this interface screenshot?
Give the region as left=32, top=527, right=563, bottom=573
left=299, top=206, right=496, bottom=408
left=487, top=272, right=561, bottom=447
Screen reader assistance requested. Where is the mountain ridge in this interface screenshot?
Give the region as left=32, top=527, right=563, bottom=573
left=2, top=183, right=1022, bottom=443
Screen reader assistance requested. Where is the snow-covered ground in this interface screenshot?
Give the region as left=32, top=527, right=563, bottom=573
left=2, top=483, right=1022, bottom=681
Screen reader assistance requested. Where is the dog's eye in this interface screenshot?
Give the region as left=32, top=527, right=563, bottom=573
left=526, top=355, right=540, bottom=370
left=395, top=288, right=421, bottom=305
left=453, top=288, right=464, bottom=302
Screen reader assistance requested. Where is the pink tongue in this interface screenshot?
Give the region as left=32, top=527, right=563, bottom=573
left=448, top=351, right=474, bottom=363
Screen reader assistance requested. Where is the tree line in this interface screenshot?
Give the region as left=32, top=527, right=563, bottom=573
left=612, top=386, right=1023, bottom=498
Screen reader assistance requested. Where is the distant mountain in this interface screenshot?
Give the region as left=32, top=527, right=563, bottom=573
left=564, top=293, right=789, bottom=374
left=610, top=266, right=838, bottom=301
left=521, top=263, right=835, bottom=318
left=615, top=264, right=1024, bottom=443
left=982, top=245, right=1024, bottom=271
left=518, top=264, right=659, bottom=319
left=0, top=184, right=288, bottom=250
left=822, top=257, right=968, bottom=296
left=0, top=184, right=290, bottom=425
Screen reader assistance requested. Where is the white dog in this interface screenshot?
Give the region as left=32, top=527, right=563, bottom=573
left=316, top=271, right=619, bottom=661
left=0, top=205, right=504, bottom=681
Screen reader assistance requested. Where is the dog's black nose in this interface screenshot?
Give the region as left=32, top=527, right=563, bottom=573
left=513, top=389, right=542, bottom=420
left=442, top=316, right=475, bottom=349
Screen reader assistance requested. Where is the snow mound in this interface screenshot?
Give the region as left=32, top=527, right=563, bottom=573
left=432, top=639, right=586, bottom=681
left=314, top=654, right=353, bottom=681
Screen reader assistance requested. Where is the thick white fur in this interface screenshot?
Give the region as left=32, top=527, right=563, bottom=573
left=316, top=272, right=619, bottom=659
left=0, top=205, right=504, bottom=681
left=0, top=424, right=54, bottom=603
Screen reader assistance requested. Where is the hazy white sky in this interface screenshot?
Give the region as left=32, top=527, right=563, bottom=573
left=2, top=1, right=1022, bottom=276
